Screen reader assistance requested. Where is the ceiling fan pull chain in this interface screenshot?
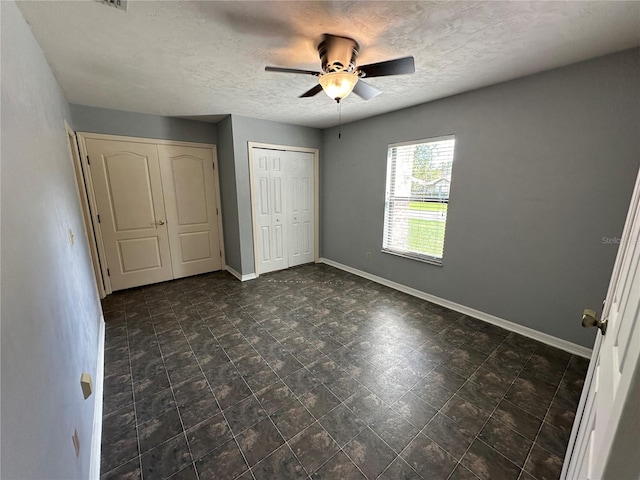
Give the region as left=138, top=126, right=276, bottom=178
left=338, top=100, right=342, bottom=139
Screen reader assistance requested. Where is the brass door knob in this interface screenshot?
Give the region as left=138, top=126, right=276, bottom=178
left=582, top=308, right=608, bottom=334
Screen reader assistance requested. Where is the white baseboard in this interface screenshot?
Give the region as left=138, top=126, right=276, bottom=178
left=320, top=258, right=592, bottom=359
left=89, top=316, right=105, bottom=479
left=226, top=265, right=257, bottom=282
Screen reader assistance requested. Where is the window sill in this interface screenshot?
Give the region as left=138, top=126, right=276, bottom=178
left=381, top=249, right=443, bottom=266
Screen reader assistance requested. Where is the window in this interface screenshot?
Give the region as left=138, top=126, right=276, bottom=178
left=383, top=135, right=456, bottom=265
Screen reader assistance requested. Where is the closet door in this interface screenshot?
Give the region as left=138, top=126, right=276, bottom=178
left=86, top=139, right=173, bottom=290
left=158, top=145, right=222, bottom=278
left=287, top=151, right=315, bottom=267
left=253, top=149, right=288, bottom=274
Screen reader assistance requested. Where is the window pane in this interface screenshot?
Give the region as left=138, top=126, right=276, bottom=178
left=383, top=136, right=455, bottom=263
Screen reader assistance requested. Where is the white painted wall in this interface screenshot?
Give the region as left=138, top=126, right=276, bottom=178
left=1, top=2, right=104, bottom=479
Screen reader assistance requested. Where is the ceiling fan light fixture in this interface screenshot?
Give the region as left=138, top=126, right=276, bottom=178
left=319, top=71, right=359, bottom=102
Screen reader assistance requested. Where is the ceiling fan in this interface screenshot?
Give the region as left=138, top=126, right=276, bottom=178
left=265, top=34, right=415, bottom=103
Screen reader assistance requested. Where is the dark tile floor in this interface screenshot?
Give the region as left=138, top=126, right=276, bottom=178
left=99, top=264, right=589, bottom=480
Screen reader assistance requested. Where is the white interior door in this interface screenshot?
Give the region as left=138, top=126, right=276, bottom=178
left=563, top=168, right=640, bottom=479
left=158, top=145, right=222, bottom=278
left=86, top=139, right=172, bottom=290
left=253, top=149, right=288, bottom=274
left=287, top=151, right=315, bottom=267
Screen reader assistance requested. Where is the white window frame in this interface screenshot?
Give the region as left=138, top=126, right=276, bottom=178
left=382, top=134, right=456, bottom=266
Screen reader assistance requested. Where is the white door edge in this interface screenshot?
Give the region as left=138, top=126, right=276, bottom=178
left=65, top=122, right=106, bottom=298
left=77, top=134, right=113, bottom=294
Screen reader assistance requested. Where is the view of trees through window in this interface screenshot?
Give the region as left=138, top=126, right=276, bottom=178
left=383, top=136, right=455, bottom=262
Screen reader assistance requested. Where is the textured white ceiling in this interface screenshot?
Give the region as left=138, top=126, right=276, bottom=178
left=17, top=1, right=640, bottom=129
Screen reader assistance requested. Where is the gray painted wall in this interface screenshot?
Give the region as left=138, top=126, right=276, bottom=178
left=229, top=115, right=322, bottom=275
left=216, top=115, right=242, bottom=273
left=70, top=104, right=217, bottom=144
left=1, top=2, right=103, bottom=478
left=321, top=48, right=640, bottom=348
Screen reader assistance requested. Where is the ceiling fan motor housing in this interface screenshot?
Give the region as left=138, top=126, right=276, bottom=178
left=318, top=34, right=360, bottom=74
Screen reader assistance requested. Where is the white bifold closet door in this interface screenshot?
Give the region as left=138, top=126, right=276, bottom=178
left=86, top=138, right=222, bottom=291
left=252, top=148, right=315, bottom=275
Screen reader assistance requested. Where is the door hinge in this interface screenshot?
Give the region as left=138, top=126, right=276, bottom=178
left=97, top=214, right=101, bottom=223
left=86, top=155, right=90, bottom=165
left=107, top=268, right=110, bottom=277
left=220, top=250, right=222, bottom=257
left=216, top=208, right=219, bottom=215
left=213, top=162, right=215, bottom=169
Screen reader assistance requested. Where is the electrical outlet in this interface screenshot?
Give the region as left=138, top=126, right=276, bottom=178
left=80, top=373, right=93, bottom=399
left=365, top=251, right=372, bottom=260
left=72, top=429, right=80, bottom=457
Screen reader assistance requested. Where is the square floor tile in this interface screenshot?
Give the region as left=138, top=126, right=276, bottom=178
left=370, top=408, right=420, bottom=453
left=311, top=451, right=365, bottom=480
left=100, top=457, right=141, bottom=480
left=524, top=444, right=563, bottom=480
left=318, top=403, right=367, bottom=447
left=461, top=439, right=521, bottom=480
left=300, top=384, right=341, bottom=419
left=392, top=391, right=438, bottom=429
left=102, top=405, right=136, bottom=442
left=536, top=421, right=570, bottom=458
left=343, top=427, right=397, bottom=479
left=135, top=387, right=176, bottom=424
left=194, top=438, right=249, bottom=479
left=252, top=444, right=307, bottom=480
left=101, top=427, right=139, bottom=475
left=401, top=435, right=458, bottom=480
left=289, top=422, right=340, bottom=475
left=377, top=457, right=422, bottom=480
left=493, top=400, right=542, bottom=441
left=223, top=395, right=267, bottom=435
left=138, top=408, right=183, bottom=454
left=344, top=388, right=388, bottom=424
left=255, top=381, right=296, bottom=415
left=422, top=413, right=474, bottom=460
left=478, top=417, right=532, bottom=467
left=141, top=434, right=192, bottom=480
left=270, top=399, right=315, bottom=440
left=185, top=412, right=233, bottom=460
left=441, top=395, right=491, bottom=435
left=236, top=418, right=285, bottom=466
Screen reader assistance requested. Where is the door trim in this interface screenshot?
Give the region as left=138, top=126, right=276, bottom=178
left=76, top=132, right=216, bottom=149
left=248, top=142, right=320, bottom=278
left=77, top=132, right=224, bottom=294
left=65, top=122, right=106, bottom=298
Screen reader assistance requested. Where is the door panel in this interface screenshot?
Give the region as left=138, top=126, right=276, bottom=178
left=260, top=227, right=271, bottom=262
left=104, top=152, right=156, bottom=231
left=253, top=149, right=288, bottom=274
left=158, top=145, right=222, bottom=278
left=118, top=237, right=163, bottom=272
left=179, top=231, right=212, bottom=262
left=86, top=139, right=172, bottom=290
left=288, top=151, right=315, bottom=267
